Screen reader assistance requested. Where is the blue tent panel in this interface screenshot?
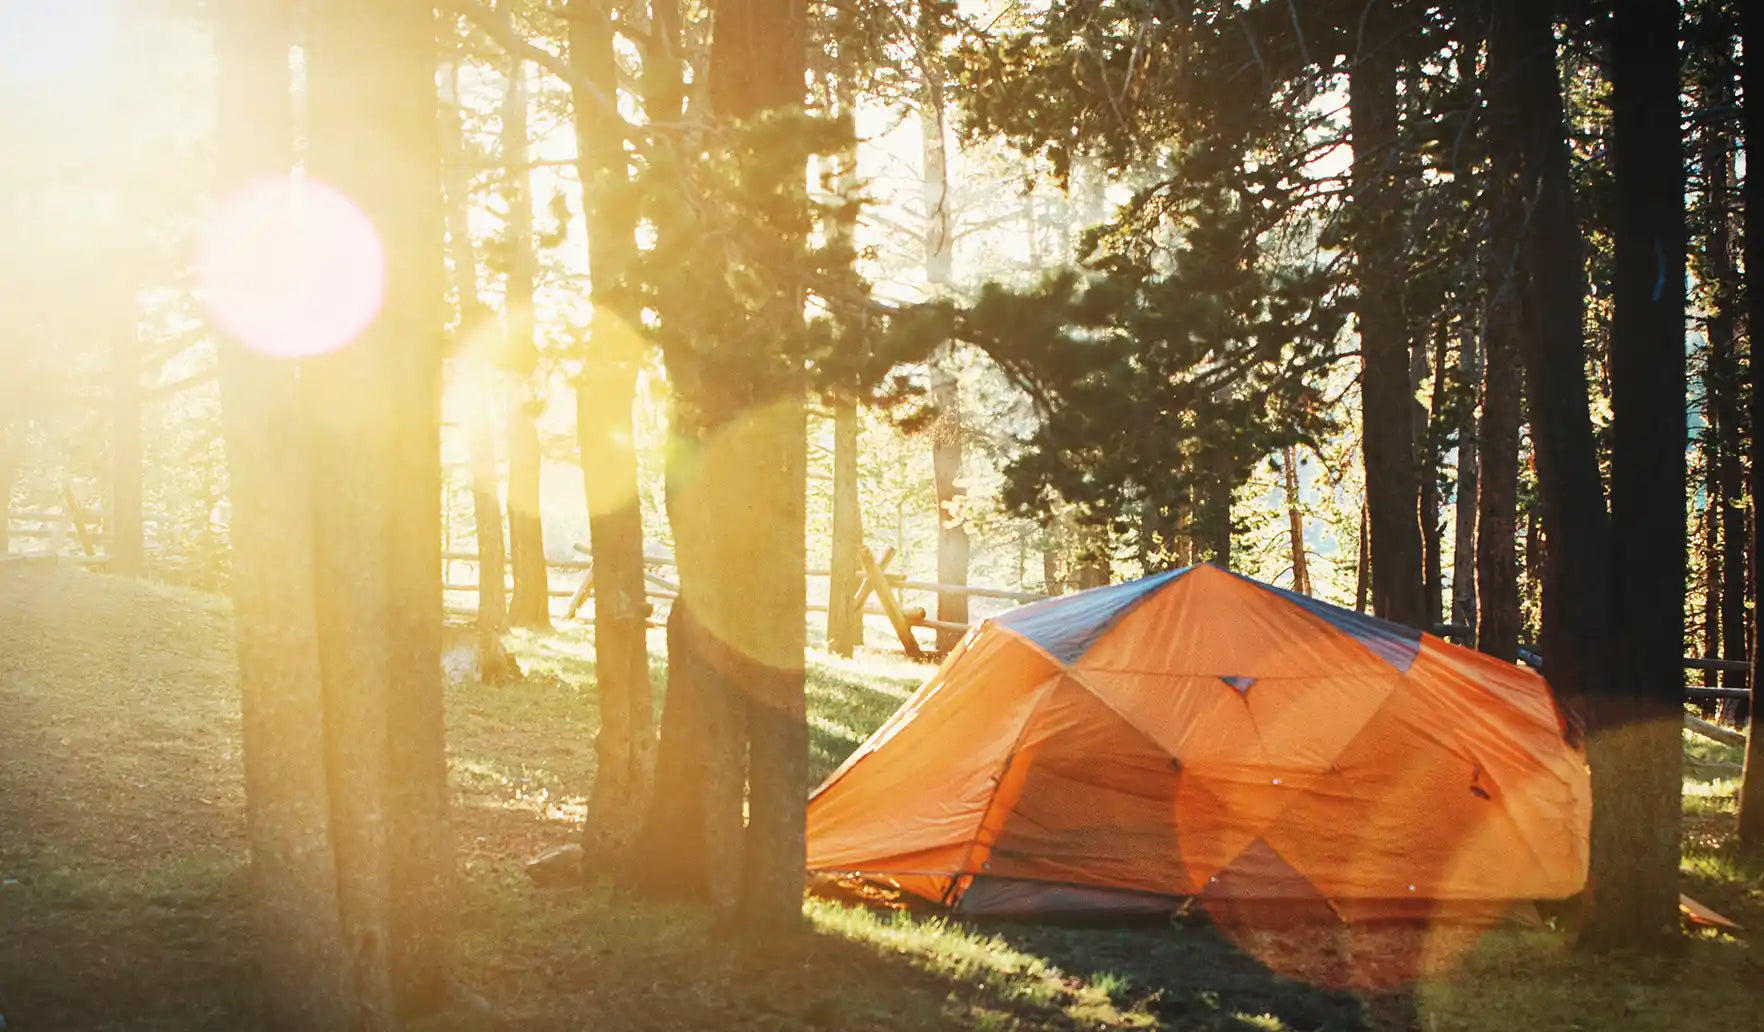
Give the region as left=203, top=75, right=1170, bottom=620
left=994, top=567, right=1190, bottom=664
left=1232, top=573, right=1422, bottom=673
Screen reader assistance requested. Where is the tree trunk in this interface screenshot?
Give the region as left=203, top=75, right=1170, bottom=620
left=828, top=402, right=862, bottom=654
left=1495, top=0, right=1685, bottom=950
left=1699, top=52, right=1748, bottom=722
left=1041, top=513, right=1064, bottom=595
left=439, top=57, right=511, bottom=674
left=1350, top=9, right=1426, bottom=628
left=1283, top=446, right=1309, bottom=594
left=110, top=318, right=144, bottom=576
left=1591, top=0, right=1687, bottom=951
left=501, top=44, right=550, bottom=630
left=571, top=0, right=653, bottom=862
left=1452, top=325, right=1480, bottom=631
left=1735, top=0, right=1764, bottom=847
left=211, top=1, right=353, bottom=1026
left=720, top=0, right=810, bottom=929
left=635, top=0, right=811, bottom=933
left=1074, top=521, right=1111, bottom=587
left=919, top=3, right=968, bottom=652
left=307, top=0, right=453, bottom=1011
left=1419, top=334, right=1447, bottom=628
left=1486, top=0, right=1611, bottom=743
left=1477, top=1, right=1527, bottom=664
left=1354, top=502, right=1370, bottom=613
left=1702, top=471, right=1721, bottom=692
left=824, top=16, right=863, bottom=657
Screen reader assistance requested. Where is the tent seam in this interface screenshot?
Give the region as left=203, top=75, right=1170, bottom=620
left=942, top=671, right=1065, bottom=907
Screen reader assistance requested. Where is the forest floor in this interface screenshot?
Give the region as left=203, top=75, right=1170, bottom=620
left=0, top=566, right=1760, bottom=1031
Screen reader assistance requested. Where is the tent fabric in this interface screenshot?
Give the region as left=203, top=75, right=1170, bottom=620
left=806, top=563, right=1591, bottom=921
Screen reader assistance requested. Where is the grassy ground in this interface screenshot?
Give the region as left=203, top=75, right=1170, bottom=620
left=0, top=567, right=1759, bottom=1031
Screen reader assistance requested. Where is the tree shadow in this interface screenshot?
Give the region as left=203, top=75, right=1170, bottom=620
left=972, top=917, right=1417, bottom=1032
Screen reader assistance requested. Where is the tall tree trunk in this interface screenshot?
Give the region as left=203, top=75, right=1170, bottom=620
left=637, top=0, right=812, bottom=933
left=1354, top=502, right=1370, bottom=613
left=501, top=43, right=550, bottom=629
left=211, top=1, right=352, bottom=1025
left=825, top=9, right=863, bottom=657
left=1419, top=334, right=1447, bottom=628
left=1452, top=325, right=1480, bottom=632
left=1487, top=0, right=1612, bottom=764
left=1592, top=0, right=1688, bottom=951
left=571, top=0, right=653, bottom=862
left=1736, top=0, right=1764, bottom=847
left=1702, top=470, right=1721, bottom=691
left=439, top=57, right=511, bottom=674
left=1194, top=465, right=1231, bottom=569
left=1283, top=445, right=1309, bottom=594
left=1699, top=51, right=1748, bottom=721
left=1477, top=165, right=1523, bottom=660
left=307, top=0, right=453, bottom=1010
left=828, top=402, right=862, bottom=653
left=1041, top=513, right=1064, bottom=595
left=1350, top=7, right=1426, bottom=628
left=110, top=317, right=144, bottom=576
left=919, top=2, right=968, bottom=652
left=1497, top=0, right=1687, bottom=949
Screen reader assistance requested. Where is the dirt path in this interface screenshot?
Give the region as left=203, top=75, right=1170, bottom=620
left=0, top=568, right=260, bottom=1031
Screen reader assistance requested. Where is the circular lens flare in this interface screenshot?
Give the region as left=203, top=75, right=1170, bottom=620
left=198, top=176, right=385, bottom=359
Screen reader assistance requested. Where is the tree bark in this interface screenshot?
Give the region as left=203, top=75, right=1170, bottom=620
left=1487, top=0, right=1612, bottom=745
left=1350, top=6, right=1425, bottom=628
left=110, top=318, right=144, bottom=576
left=1354, top=502, right=1370, bottom=613
left=211, top=1, right=353, bottom=1026
left=920, top=2, right=968, bottom=652
left=501, top=42, right=550, bottom=629
left=1041, top=513, right=1064, bottom=595
left=1452, top=325, right=1480, bottom=631
left=439, top=56, right=511, bottom=674
left=1702, top=469, right=1721, bottom=692
left=828, top=402, right=862, bottom=654
left=1494, top=0, right=1687, bottom=950
left=1698, top=51, right=1747, bottom=722
left=571, top=0, right=653, bottom=862
left=824, top=15, right=863, bottom=657
left=1589, top=0, right=1687, bottom=951
left=307, top=0, right=453, bottom=1010
left=1283, top=446, right=1309, bottom=594
left=1071, top=520, right=1113, bottom=586
left=636, top=0, right=811, bottom=933
left=1477, top=0, right=1527, bottom=665
left=1419, top=333, right=1447, bottom=628
left=1736, top=0, right=1764, bottom=847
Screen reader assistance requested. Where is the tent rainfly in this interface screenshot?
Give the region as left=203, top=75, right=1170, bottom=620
left=807, top=563, right=1590, bottom=923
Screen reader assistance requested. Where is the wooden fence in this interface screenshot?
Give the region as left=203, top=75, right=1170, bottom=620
left=441, top=542, right=1046, bottom=659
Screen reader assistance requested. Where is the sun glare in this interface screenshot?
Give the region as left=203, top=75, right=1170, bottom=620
left=197, top=176, right=386, bottom=359
left=0, top=0, right=112, bottom=81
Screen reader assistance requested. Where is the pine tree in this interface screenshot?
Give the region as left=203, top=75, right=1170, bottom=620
left=1586, top=0, right=1687, bottom=951
left=571, top=0, right=655, bottom=863
left=1735, top=0, right=1764, bottom=847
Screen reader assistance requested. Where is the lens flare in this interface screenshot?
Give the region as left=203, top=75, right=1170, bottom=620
left=197, top=176, right=385, bottom=359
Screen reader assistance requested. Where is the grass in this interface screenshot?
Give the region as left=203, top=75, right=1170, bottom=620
left=1, top=565, right=1760, bottom=1031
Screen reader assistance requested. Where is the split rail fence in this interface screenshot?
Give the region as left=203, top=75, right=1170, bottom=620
left=441, top=542, right=1042, bottom=659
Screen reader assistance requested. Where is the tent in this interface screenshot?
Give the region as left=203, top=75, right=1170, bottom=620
left=806, top=563, right=1590, bottom=922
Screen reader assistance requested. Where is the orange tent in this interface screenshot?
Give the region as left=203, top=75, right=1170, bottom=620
left=807, top=564, right=1590, bottom=921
